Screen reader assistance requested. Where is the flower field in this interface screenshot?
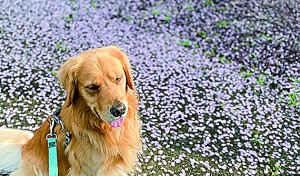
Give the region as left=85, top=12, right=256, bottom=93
left=0, top=0, right=299, bottom=175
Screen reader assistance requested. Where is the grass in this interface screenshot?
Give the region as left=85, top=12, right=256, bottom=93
left=186, top=6, right=194, bottom=11
left=248, top=52, right=257, bottom=59
left=219, top=55, right=226, bottom=63
left=152, top=9, right=160, bottom=15
left=178, top=39, right=190, bottom=47
left=256, top=74, right=266, bottom=86
left=260, top=34, right=273, bottom=41
left=51, top=69, right=57, bottom=76
left=216, top=20, right=230, bottom=28
left=196, top=31, right=207, bottom=38
left=267, top=160, right=281, bottom=176
left=219, top=7, right=228, bottom=11
left=126, top=17, right=132, bottom=22
left=204, top=0, right=214, bottom=6
left=165, top=16, right=170, bottom=23
left=251, top=129, right=263, bottom=148
left=287, top=77, right=300, bottom=107
left=242, top=70, right=252, bottom=78
left=91, top=0, right=97, bottom=8
left=56, top=43, right=68, bottom=52
left=287, top=93, right=300, bottom=107
left=63, top=14, right=73, bottom=23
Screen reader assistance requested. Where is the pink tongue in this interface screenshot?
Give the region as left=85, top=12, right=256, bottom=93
left=109, top=118, right=124, bottom=128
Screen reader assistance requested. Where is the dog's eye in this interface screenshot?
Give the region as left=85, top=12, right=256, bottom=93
left=116, top=77, right=122, bottom=83
left=86, top=84, right=100, bottom=91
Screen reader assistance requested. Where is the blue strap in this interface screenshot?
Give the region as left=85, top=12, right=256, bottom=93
left=47, top=137, right=58, bottom=176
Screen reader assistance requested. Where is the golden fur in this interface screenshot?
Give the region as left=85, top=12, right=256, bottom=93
left=3, top=46, right=141, bottom=175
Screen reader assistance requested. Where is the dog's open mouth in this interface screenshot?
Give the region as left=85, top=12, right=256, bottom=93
left=93, top=108, right=124, bottom=128
left=109, top=118, right=124, bottom=128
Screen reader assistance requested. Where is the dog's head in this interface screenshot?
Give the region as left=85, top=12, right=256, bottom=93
left=59, top=46, right=135, bottom=128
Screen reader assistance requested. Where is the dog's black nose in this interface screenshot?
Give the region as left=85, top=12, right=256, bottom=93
left=110, top=102, right=126, bottom=117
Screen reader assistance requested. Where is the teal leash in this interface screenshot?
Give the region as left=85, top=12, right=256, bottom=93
left=46, top=107, right=71, bottom=176
left=47, top=136, right=58, bottom=176
left=46, top=115, right=58, bottom=176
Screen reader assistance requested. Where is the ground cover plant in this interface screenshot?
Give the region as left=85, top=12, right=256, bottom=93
left=0, top=0, right=299, bottom=175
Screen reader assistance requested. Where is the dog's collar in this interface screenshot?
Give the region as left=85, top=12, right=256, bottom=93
left=47, top=107, right=71, bottom=147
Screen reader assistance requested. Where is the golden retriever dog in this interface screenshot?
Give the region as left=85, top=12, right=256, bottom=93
left=0, top=46, right=141, bottom=175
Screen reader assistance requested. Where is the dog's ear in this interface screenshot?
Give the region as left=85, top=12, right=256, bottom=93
left=59, top=56, right=79, bottom=107
left=106, top=46, right=135, bottom=91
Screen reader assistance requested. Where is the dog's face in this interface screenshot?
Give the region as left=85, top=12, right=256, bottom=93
left=59, top=46, right=135, bottom=128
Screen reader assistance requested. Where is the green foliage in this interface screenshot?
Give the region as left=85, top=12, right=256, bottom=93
left=200, top=31, right=207, bottom=38
left=56, top=43, right=68, bottom=52
left=178, top=39, right=190, bottom=47
left=287, top=77, right=300, bottom=107
left=152, top=9, right=160, bottom=15
left=268, top=160, right=281, bottom=176
left=289, top=77, right=300, bottom=84
left=126, top=17, right=132, bottom=22
left=186, top=6, right=194, bottom=11
left=251, top=42, right=256, bottom=46
left=51, top=69, right=57, bottom=76
left=287, top=93, right=300, bottom=107
left=205, top=0, right=214, bottom=6
left=216, top=20, right=230, bottom=28
left=251, top=129, right=263, bottom=148
left=257, top=74, right=266, bottom=86
left=56, top=43, right=61, bottom=50
left=242, top=70, right=251, bottom=78
left=64, top=14, right=73, bottom=23
left=261, top=34, right=272, bottom=41
left=219, top=7, right=227, bottom=11
left=165, top=16, right=170, bottom=22
left=219, top=56, right=225, bottom=63
left=91, top=0, right=97, bottom=8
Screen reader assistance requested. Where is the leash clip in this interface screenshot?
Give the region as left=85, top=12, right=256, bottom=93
left=46, top=116, right=57, bottom=140
left=46, top=107, right=71, bottom=146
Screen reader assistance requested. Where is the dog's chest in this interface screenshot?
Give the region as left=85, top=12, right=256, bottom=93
left=66, top=138, right=127, bottom=175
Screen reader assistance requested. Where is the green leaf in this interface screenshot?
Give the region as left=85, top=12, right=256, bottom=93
left=152, top=9, right=160, bottom=15
left=219, top=56, right=225, bottom=63
left=186, top=6, right=194, bottom=11
left=244, top=70, right=251, bottom=78
left=184, top=39, right=190, bottom=46
left=216, top=20, right=230, bottom=28
left=267, top=36, right=272, bottom=41
left=165, top=16, right=170, bottom=22
left=257, top=74, right=266, bottom=86
left=91, top=0, right=97, bottom=8
left=205, top=0, right=214, bottom=6
left=200, top=31, right=207, bottom=38
left=179, top=39, right=190, bottom=47
left=219, top=7, right=227, bottom=11
left=51, top=70, right=57, bottom=76
left=56, top=43, right=61, bottom=50
left=204, top=51, right=210, bottom=56
left=64, top=14, right=73, bottom=23
left=126, top=17, right=132, bottom=22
